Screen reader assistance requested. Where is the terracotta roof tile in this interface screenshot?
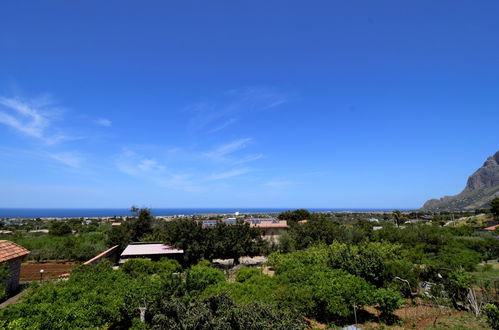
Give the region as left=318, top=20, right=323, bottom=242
left=250, top=220, right=288, bottom=229
left=484, top=224, right=499, bottom=231
left=0, top=240, right=30, bottom=263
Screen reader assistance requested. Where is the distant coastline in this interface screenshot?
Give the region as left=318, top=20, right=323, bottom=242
left=0, top=208, right=409, bottom=219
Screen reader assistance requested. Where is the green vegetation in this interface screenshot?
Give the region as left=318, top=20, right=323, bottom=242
left=483, top=303, right=499, bottom=330
left=0, top=231, right=108, bottom=262
left=0, top=260, right=306, bottom=329
left=277, top=209, right=311, bottom=222
left=492, top=197, right=499, bottom=220
left=0, top=207, right=498, bottom=328
left=0, top=263, right=8, bottom=300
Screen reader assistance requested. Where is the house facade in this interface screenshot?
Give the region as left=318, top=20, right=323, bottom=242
left=0, top=240, right=30, bottom=295
left=250, top=220, right=288, bottom=244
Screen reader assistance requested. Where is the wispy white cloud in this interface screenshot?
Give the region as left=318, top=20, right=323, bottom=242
left=0, top=96, right=66, bottom=144
left=115, top=149, right=205, bottom=192
left=204, top=138, right=253, bottom=161
left=95, top=118, right=112, bottom=127
left=225, top=87, right=288, bottom=110
left=47, top=152, right=84, bottom=168
left=207, top=168, right=251, bottom=181
left=187, top=87, right=287, bottom=133
left=158, top=174, right=206, bottom=192
left=233, top=153, right=264, bottom=165
left=208, top=118, right=238, bottom=133
left=116, top=149, right=164, bottom=177
left=263, top=180, right=295, bottom=188
left=137, top=159, right=165, bottom=172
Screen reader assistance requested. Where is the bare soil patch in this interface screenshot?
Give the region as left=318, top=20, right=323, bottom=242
left=20, top=261, right=77, bottom=281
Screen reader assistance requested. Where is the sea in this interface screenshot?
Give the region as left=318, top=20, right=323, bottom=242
left=0, top=208, right=398, bottom=219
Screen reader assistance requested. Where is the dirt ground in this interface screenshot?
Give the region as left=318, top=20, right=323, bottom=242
left=20, top=261, right=77, bottom=281
left=358, top=303, right=490, bottom=329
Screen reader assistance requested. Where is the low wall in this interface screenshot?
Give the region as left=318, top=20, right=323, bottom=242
left=83, top=245, right=120, bottom=265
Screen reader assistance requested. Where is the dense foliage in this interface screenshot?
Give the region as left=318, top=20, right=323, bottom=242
left=0, top=263, right=8, bottom=300
left=0, top=231, right=108, bottom=262
left=1, top=207, right=498, bottom=328
left=143, top=218, right=267, bottom=266
left=0, top=260, right=306, bottom=329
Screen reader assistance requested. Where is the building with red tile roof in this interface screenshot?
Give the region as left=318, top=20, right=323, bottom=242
left=250, top=220, right=288, bottom=244
left=0, top=240, right=30, bottom=295
left=484, top=224, right=499, bottom=231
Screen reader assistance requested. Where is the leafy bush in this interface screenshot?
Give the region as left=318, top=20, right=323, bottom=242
left=235, top=267, right=263, bottom=282
left=0, top=263, right=8, bottom=300
left=483, top=303, right=499, bottom=330
left=50, top=222, right=72, bottom=236
left=151, top=293, right=307, bottom=329
left=375, top=288, right=403, bottom=316
left=185, top=264, right=225, bottom=296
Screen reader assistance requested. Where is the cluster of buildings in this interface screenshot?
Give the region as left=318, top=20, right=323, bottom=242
left=199, top=217, right=288, bottom=244
left=0, top=216, right=289, bottom=298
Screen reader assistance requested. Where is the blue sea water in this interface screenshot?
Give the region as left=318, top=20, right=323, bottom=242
left=0, top=208, right=397, bottom=218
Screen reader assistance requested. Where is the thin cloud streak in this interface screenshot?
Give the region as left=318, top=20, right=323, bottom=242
left=208, top=118, right=238, bottom=133
left=187, top=87, right=287, bottom=133
left=47, top=152, right=84, bottom=168
left=95, top=118, right=112, bottom=127
left=0, top=96, right=67, bottom=144
left=204, top=138, right=253, bottom=161
left=115, top=149, right=205, bottom=192
left=207, top=168, right=251, bottom=181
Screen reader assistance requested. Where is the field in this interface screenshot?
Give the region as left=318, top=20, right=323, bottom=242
left=20, top=261, right=77, bottom=281
left=360, top=303, right=491, bottom=329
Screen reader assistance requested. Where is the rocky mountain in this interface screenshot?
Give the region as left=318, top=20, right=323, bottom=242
left=422, top=151, right=499, bottom=211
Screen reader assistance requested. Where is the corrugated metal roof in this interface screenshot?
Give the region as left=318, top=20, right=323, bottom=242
left=121, top=243, right=183, bottom=257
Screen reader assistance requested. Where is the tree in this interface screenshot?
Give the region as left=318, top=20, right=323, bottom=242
left=50, top=222, right=72, bottom=236
left=209, top=221, right=265, bottom=264
left=185, top=263, right=225, bottom=296
left=160, top=218, right=209, bottom=266
left=392, top=210, right=404, bottom=228
left=491, top=197, right=499, bottom=219
left=375, top=288, right=403, bottom=321
left=107, top=225, right=132, bottom=250
left=482, top=303, right=499, bottom=330
left=278, top=209, right=311, bottom=222
left=151, top=294, right=307, bottom=330
left=127, top=206, right=153, bottom=241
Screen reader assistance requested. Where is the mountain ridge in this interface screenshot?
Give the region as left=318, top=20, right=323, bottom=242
left=422, top=151, right=499, bottom=211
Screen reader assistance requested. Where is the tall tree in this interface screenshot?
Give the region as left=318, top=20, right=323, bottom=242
left=491, top=197, right=499, bottom=219
left=392, top=210, right=404, bottom=228
left=127, top=206, right=153, bottom=241
left=160, top=218, right=208, bottom=266
left=278, top=209, right=311, bottom=222
left=209, top=221, right=265, bottom=264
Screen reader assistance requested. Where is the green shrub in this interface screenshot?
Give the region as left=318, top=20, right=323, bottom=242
left=375, top=288, right=403, bottom=316
left=121, top=259, right=158, bottom=277
left=483, top=304, right=499, bottom=330
left=236, top=267, right=263, bottom=282
left=185, top=265, right=225, bottom=296
left=0, top=263, right=8, bottom=300
left=151, top=293, right=307, bottom=329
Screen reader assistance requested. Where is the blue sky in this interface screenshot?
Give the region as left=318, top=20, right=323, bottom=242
left=0, top=1, right=498, bottom=209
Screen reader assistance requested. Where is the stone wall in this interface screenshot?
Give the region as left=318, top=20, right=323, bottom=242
left=4, top=257, right=22, bottom=295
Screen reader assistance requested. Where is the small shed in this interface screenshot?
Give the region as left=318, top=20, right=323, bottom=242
left=120, top=242, right=183, bottom=264
left=0, top=240, right=30, bottom=295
